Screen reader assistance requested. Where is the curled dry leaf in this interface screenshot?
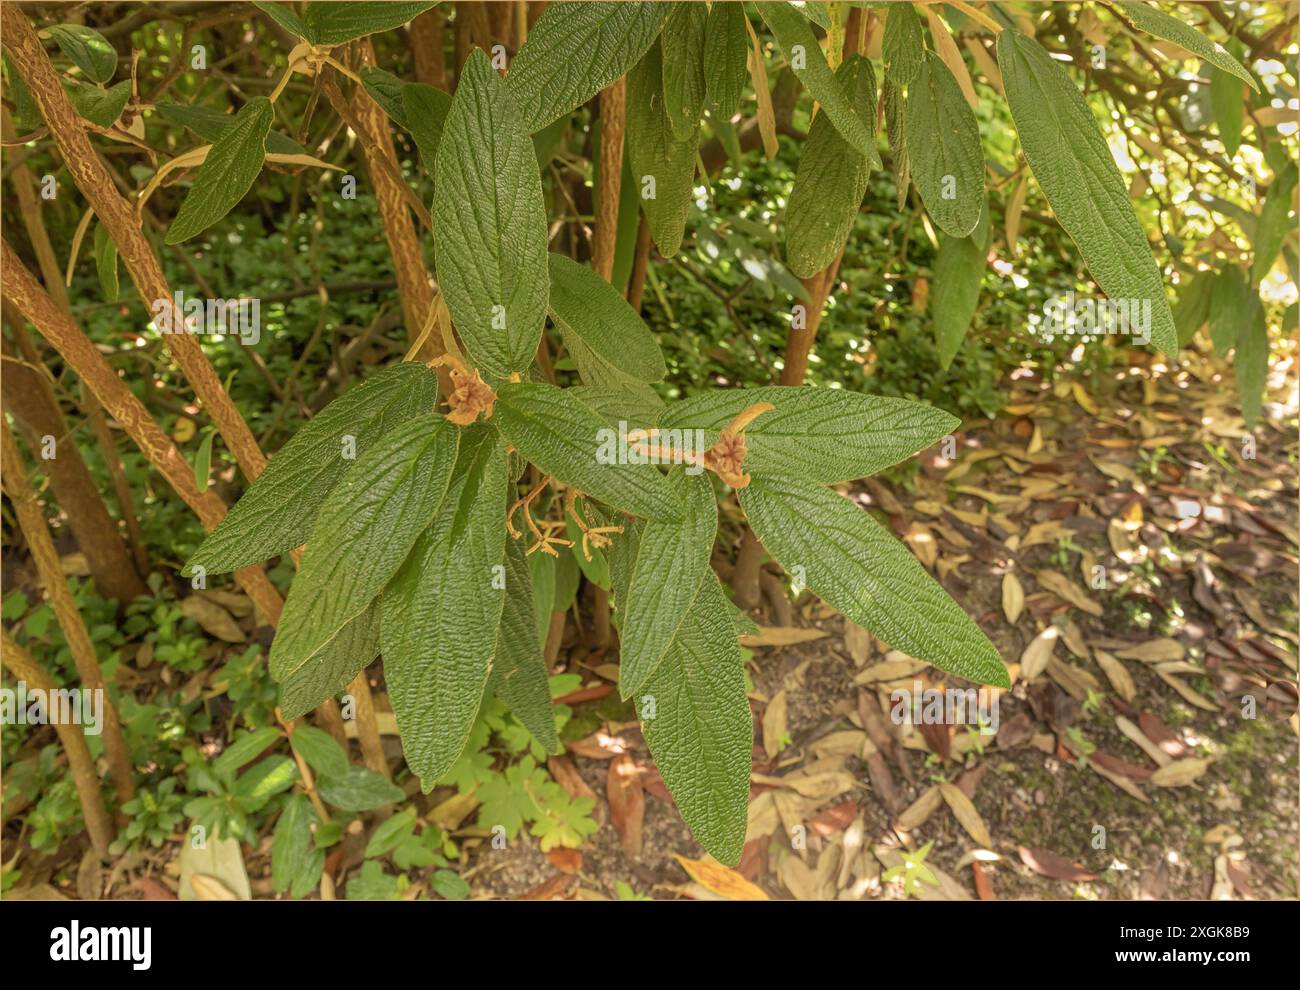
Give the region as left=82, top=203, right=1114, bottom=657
left=939, top=781, right=992, bottom=847
left=1001, top=572, right=1024, bottom=624
left=1020, top=626, right=1059, bottom=681
left=672, top=854, right=768, bottom=901
left=180, top=595, right=246, bottom=643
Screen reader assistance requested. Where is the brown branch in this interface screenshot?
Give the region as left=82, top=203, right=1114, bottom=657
left=592, top=76, right=626, bottom=282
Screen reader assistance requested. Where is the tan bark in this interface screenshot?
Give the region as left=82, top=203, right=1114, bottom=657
left=347, top=672, right=389, bottom=779
left=1, top=629, right=114, bottom=857
left=593, top=77, right=626, bottom=283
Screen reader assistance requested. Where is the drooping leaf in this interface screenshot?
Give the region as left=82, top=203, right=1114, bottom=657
left=268, top=416, right=458, bottom=689
left=189, top=364, right=440, bottom=574
left=932, top=204, right=990, bottom=368
left=785, top=55, right=877, bottom=278
left=506, top=1, right=668, bottom=133
left=491, top=538, right=560, bottom=753
left=547, top=254, right=666, bottom=387
left=382, top=427, right=509, bottom=783
left=402, top=82, right=452, bottom=169
left=48, top=24, right=117, bottom=84
left=658, top=386, right=958, bottom=484
left=252, top=2, right=311, bottom=41
left=166, top=97, right=272, bottom=244
left=703, top=0, right=749, bottom=119
left=1210, top=65, right=1243, bottom=159
left=997, top=30, right=1178, bottom=355
left=528, top=550, right=557, bottom=644
left=884, top=79, right=911, bottom=209
left=71, top=79, right=130, bottom=128
left=1207, top=266, right=1250, bottom=356
left=1251, top=161, right=1298, bottom=287
left=302, top=2, right=438, bottom=46
left=619, top=469, right=717, bottom=699
left=883, top=1, right=925, bottom=87
left=1235, top=295, right=1268, bottom=428
left=905, top=51, right=983, bottom=238
left=1115, top=2, right=1257, bottom=90
left=155, top=100, right=306, bottom=155
left=494, top=382, right=683, bottom=521
left=1173, top=269, right=1215, bottom=347
left=739, top=475, right=1008, bottom=688
left=432, top=50, right=548, bottom=379
left=271, top=794, right=324, bottom=899
left=661, top=2, right=708, bottom=141
left=626, top=40, right=701, bottom=258
left=193, top=430, right=215, bottom=493
left=278, top=601, right=380, bottom=720
left=755, top=2, right=878, bottom=164
left=359, top=66, right=410, bottom=128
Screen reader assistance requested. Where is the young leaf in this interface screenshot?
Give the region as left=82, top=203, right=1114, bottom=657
left=997, top=31, right=1177, bottom=355
left=1115, top=3, right=1257, bottom=90
left=193, top=429, right=215, bottom=493
left=506, top=1, right=668, bottom=133
left=382, top=428, right=509, bottom=783
left=189, top=363, right=440, bottom=574
left=402, top=82, right=451, bottom=169
left=619, top=469, right=718, bottom=699
left=166, top=97, right=272, bottom=244
left=755, top=2, right=878, bottom=164
left=71, top=79, right=130, bottom=128
left=491, top=538, right=560, bottom=754
left=92, top=221, right=118, bottom=302
left=494, top=382, right=683, bottom=521
left=704, top=0, right=749, bottom=119
left=547, top=253, right=667, bottom=387
left=302, top=2, right=437, bottom=46
left=626, top=40, right=701, bottom=258
left=905, top=52, right=984, bottom=238
left=661, top=2, right=708, bottom=141
left=48, top=24, right=117, bottom=84
left=785, top=55, right=877, bottom=278
left=432, top=49, right=548, bottom=380
left=932, top=204, right=990, bottom=368
left=267, top=416, right=459, bottom=690
left=316, top=765, right=404, bottom=812
left=658, top=386, right=958, bottom=484
left=278, top=602, right=380, bottom=721
left=639, top=574, right=752, bottom=867
left=1235, top=296, right=1268, bottom=428
left=738, top=475, right=1009, bottom=688
left=156, top=100, right=306, bottom=156
left=272, top=794, right=324, bottom=899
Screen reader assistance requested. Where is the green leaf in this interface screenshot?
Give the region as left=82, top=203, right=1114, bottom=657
left=506, top=1, right=668, bottom=133
left=884, top=78, right=911, bottom=209
left=494, top=382, right=682, bottom=521
left=268, top=416, right=459, bottom=689
left=739, top=475, right=1008, bottom=688
left=364, top=806, right=419, bottom=858
left=303, top=2, right=438, bottom=46
left=382, top=428, right=508, bottom=784
left=189, top=363, right=440, bottom=574
left=155, top=100, right=306, bottom=156
left=1235, top=295, right=1268, bottom=428
left=193, top=430, right=215, bottom=493
left=431, top=869, right=470, bottom=900
left=528, top=551, right=557, bottom=643
left=4, top=54, right=42, bottom=132
left=289, top=725, right=350, bottom=781
left=491, top=538, right=560, bottom=754
left=553, top=549, right=581, bottom=612
left=272, top=794, right=324, bottom=899
left=626, top=40, right=701, bottom=258
left=360, top=66, right=410, bottom=128
left=661, top=2, right=708, bottom=141
left=569, top=384, right=664, bottom=433
left=212, top=727, right=282, bottom=778
left=232, top=755, right=298, bottom=807
left=932, top=204, right=990, bottom=368
left=48, top=24, right=117, bottom=84
left=475, top=757, right=543, bottom=837
left=658, top=385, right=958, bottom=484
left=997, top=31, right=1178, bottom=355
left=1210, top=66, right=1243, bottom=159
left=1115, top=2, right=1257, bottom=90
left=279, top=600, right=380, bottom=720
left=547, top=254, right=666, bottom=387
left=166, top=97, right=272, bottom=244
left=786, top=55, right=877, bottom=278
left=433, top=50, right=548, bottom=380
left=883, top=1, right=925, bottom=87
left=703, top=0, right=749, bottom=119
left=402, top=82, right=451, bottom=169
left=905, top=52, right=983, bottom=238
left=1251, top=162, right=1298, bottom=287
left=92, top=221, right=118, bottom=302
left=619, top=469, right=717, bottom=699
left=1173, top=269, right=1215, bottom=347
left=1208, top=266, right=1249, bottom=356
left=253, top=2, right=311, bottom=41
left=71, top=79, right=130, bottom=129
left=756, top=2, right=878, bottom=163
left=317, top=765, right=404, bottom=812
left=564, top=513, right=611, bottom=591
left=640, top=574, right=752, bottom=866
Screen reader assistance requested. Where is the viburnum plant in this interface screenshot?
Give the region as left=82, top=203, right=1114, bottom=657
left=170, top=0, right=1267, bottom=865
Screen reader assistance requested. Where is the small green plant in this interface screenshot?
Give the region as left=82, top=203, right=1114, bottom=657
left=882, top=840, right=939, bottom=899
